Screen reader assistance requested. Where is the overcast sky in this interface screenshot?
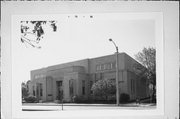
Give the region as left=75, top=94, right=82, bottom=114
left=13, top=14, right=155, bottom=82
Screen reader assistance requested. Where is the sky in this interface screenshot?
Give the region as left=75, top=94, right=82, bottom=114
left=13, top=14, right=155, bottom=82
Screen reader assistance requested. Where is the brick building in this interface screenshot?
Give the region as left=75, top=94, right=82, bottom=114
left=28, top=53, right=149, bottom=102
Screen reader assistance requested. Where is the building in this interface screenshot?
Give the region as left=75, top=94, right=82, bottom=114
left=28, top=53, right=149, bottom=102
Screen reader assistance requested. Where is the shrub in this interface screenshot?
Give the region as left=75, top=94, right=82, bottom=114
left=73, top=96, right=84, bottom=103
left=91, top=79, right=116, bottom=100
left=24, top=95, right=37, bottom=103
left=73, top=96, right=93, bottom=103
left=120, top=93, right=130, bottom=103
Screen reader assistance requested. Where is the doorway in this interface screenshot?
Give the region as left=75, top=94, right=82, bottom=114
left=56, top=81, right=63, bottom=101
left=36, top=83, right=43, bottom=101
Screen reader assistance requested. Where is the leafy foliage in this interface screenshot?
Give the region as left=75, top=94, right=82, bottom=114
left=120, top=93, right=130, bottom=103
left=24, top=95, right=37, bottom=103
left=21, top=20, right=57, bottom=49
left=91, top=79, right=116, bottom=100
left=21, top=82, right=29, bottom=98
left=134, top=47, right=156, bottom=85
left=134, top=47, right=156, bottom=103
left=56, top=90, right=63, bottom=101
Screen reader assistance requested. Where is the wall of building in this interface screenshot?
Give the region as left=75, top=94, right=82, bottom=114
left=30, top=65, right=88, bottom=102
left=46, top=76, right=53, bottom=101
left=89, top=53, right=125, bottom=74
left=89, top=53, right=127, bottom=95
left=28, top=77, right=47, bottom=101
left=127, top=71, right=137, bottom=100
left=46, top=59, right=89, bottom=73
left=119, top=70, right=128, bottom=94
left=52, top=76, right=63, bottom=101
left=63, top=72, right=78, bottom=102
left=28, top=53, right=149, bottom=102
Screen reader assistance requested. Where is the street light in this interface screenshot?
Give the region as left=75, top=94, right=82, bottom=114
left=109, top=38, right=120, bottom=106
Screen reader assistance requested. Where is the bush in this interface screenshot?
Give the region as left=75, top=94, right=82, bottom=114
left=120, top=93, right=130, bottom=103
left=91, top=79, right=116, bottom=100
left=72, top=96, right=94, bottom=103
left=73, top=96, right=85, bottom=103
left=24, top=95, right=37, bottom=103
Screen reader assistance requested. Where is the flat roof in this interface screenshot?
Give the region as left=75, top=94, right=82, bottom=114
left=31, top=52, right=128, bottom=72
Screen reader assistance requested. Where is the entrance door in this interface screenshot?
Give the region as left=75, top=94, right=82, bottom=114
left=36, top=83, right=43, bottom=100
left=46, top=77, right=53, bottom=101
left=56, top=81, right=63, bottom=101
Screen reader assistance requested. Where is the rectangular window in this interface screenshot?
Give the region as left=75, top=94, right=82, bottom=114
left=40, top=84, right=43, bottom=96
left=33, top=86, right=35, bottom=96
left=131, top=79, right=134, bottom=94
left=103, top=64, right=106, bottom=70
left=69, top=79, right=74, bottom=96
left=59, top=81, right=62, bottom=86
left=100, top=65, right=102, bottom=70
left=96, top=65, right=101, bottom=71
left=97, top=63, right=115, bottom=71
left=112, top=62, right=116, bottom=69
left=102, top=64, right=105, bottom=70
left=82, top=80, right=85, bottom=95
left=96, top=73, right=100, bottom=80
left=133, top=80, right=135, bottom=93
left=110, top=78, right=115, bottom=81
left=82, top=87, right=85, bottom=95
left=107, top=63, right=111, bottom=70
left=94, top=73, right=98, bottom=83
left=90, top=81, right=93, bottom=94
left=110, top=63, right=114, bottom=69
left=100, top=73, right=103, bottom=80
left=36, top=86, right=39, bottom=96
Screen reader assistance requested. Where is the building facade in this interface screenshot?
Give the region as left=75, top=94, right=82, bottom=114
left=28, top=53, right=149, bottom=102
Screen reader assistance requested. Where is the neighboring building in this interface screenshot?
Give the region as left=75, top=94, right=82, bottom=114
left=28, top=53, right=149, bottom=102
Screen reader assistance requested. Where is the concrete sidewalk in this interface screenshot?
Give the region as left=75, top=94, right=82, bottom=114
left=22, top=103, right=156, bottom=111
left=22, top=102, right=156, bottom=107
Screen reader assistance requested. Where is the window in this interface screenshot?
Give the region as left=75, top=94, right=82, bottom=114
left=112, top=62, right=116, bottom=69
left=90, top=81, right=93, bottom=94
left=34, top=74, right=45, bottom=79
left=94, top=73, right=98, bottom=83
left=36, top=86, right=39, bottom=96
left=40, top=84, right=43, bottom=96
left=110, top=63, right=113, bottom=69
left=59, top=81, right=62, bottom=86
left=96, top=65, right=100, bottom=71
left=107, top=63, right=111, bottom=70
left=102, top=64, right=105, bottom=70
left=110, top=78, right=115, bottom=81
left=57, top=81, right=62, bottom=87
left=82, top=80, right=85, bottom=95
left=131, top=79, right=134, bottom=94
left=109, top=62, right=116, bottom=69
left=96, top=62, right=116, bottom=72
left=100, top=73, right=103, bottom=80
left=56, top=81, right=63, bottom=100
left=69, top=79, right=74, bottom=96
left=33, top=86, right=35, bottom=96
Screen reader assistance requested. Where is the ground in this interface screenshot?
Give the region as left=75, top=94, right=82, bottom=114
left=22, top=102, right=156, bottom=111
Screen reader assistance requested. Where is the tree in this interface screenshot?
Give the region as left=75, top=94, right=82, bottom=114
left=91, top=79, right=116, bottom=100
left=21, top=20, right=57, bottom=49
left=21, top=82, right=29, bottom=98
left=134, top=47, right=156, bottom=102
left=134, top=47, right=156, bottom=85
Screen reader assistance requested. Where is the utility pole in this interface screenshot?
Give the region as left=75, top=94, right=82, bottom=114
left=109, top=38, right=119, bottom=106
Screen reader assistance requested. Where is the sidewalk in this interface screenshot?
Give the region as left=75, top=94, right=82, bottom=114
left=22, top=102, right=156, bottom=111
left=23, top=102, right=156, bottom=107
